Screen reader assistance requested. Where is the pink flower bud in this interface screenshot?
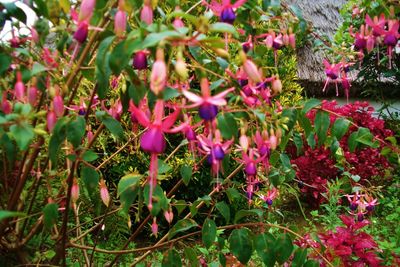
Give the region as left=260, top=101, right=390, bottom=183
left=74, top=21, right=89, bottom=44
left=47, top=111, right=57, bottom=132
left=1, top=92, right=12, bottom=114
left=133, top=50, right=148, bottom=70
left=265, top=35, right=273, bottom=48
left=140, top=3, right=153, bottom=25
left=30, top=27, right=39, bottom=44
left=175, top=57, right=188, bottom=80
left=71, top=178, right=80, bottom=203
left=269, top=135, right=277, bottom=150
left=100, top=179, right=110, bottom=207
left=289, top=33, right=296, bottom=49
left=283, top=33, right=289, bottom=46
left=28, top=86, right=38, bottom=106
left=87, top=130, right=94, bottom=143
left=14, top=72, right=25, bottom=101
left=79, top=0, right=96, bottom=22
left=151, top=217, right=158, bottom=236
left=243, top=59, right=262, bottom=83
left=173, top=18, right=184, bottom=29
left=366, top=36, right=375, bottom=52
left=271, top=77, right=282, bottom=95
left=239, top=135, right=249, bottom=152
left=114, top=9, right=127, bottom=38
left=164, top=210, right=174, bottom=224
left=53, top=94, right=64, bottom=117
left=150, top=49, right=167, bottom=95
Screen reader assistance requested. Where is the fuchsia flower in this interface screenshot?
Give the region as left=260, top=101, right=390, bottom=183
left=203, top=0, right=247, bottom=24
left=183, top=77, right=234, bottom=121
left=114, top=8, right=127, bottom=38
left=101, top=99, right=122, bottom=120
left=129, top=99, right=186, bottom=210
left=53, top=93, right=64, bottom=118
left=322, top=59, right=341, bottom=94
left=100, top=179, right=110, bottom=207
left=1, top=92, right=12, bottom=114
left=365, top=14, right=386, bottom=37
left=150, top=49, right=167, bottom=96
left=260, top=187, right=278, bottom=206
left=14, top=71, right=25, bottom=102
left=141, top=0, right=153, bottom=25
left=133, top=50, right=149, bottom=70
left=78, top=0, right=96, bottom=22
left=47, top=111, right=57, bottom=132
left=71, top=178, right=80, bottom=203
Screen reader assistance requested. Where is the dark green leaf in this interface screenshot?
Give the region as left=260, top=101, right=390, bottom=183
left=226, top=188, right=242, bottom=203
left=234, top=209, right=264, bottom=223
left=255, top=233, right=276, bottom=267
left=0, top=53, right=12, bottom=76
left=96, top=36, right=115, bottom=99
left=209, top=23, right=239, bottom=38
left=215, top=201, right=230, bottom=223
left=180, top=165, right=192, bottom=186
left=304, top=260, right=320, bottom=267
left=43, top=203, right=58, bottom=230
left=118, top=173, right=141, bottom=213
left=331, top=118, right=350, bottom=140
left=0, top=210, right=25, bottom=222
left=144, top=185, right=168, bottom=216
left=162, top=249, right=182, bottom=267
left=292, top=248, right=307, bottom=266
left=302, top=99, right=321, bottom=114
left=217, top=113, right=237, bottom=139
left=3, top=2, right=27, bottom=24
left=82, top=150, right=98, bottom=162
left=229, top=228, right=253, bottom=264
left=10, top=122, right=34, bottom=151
left=293, top=132, right=303, bottom=155
left=280, top=153, right=291, bottom=169
left=96, top=111, right=124, bottom=140
left=314, top=110, right=330, bottom=146
left=168, top=219, right=198, bottom=239
left=275, top=234, right=293, bottom=264
left=348, top=132, right=358, bottom=153
left=66, top=116, right=85, bottom=148
left=202, top=218, right=217, bottom=249
left=184, top=247, right=198, bottom=266
left=142, top=31, right=182, bottom=48
left=307, top=133, right=316, bottom=149
left=81, top=166, right=100, bottom=199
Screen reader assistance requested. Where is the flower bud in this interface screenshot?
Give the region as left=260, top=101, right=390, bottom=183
left=140, top=2, right=153, bottom=25
left=173, top=18, right=184, bottom=29
left=28, top=86, right=38, bottom=106
left=133, top=50, right=148, bottom=70
left=71, top=178, right=80, bottom=203
left=53, top=94, right=64, bottom=117
left=1, top=92, right=12, bottom=114
left=282, top=33, right=289, bottom=46
left=79, top=0, right=96, bottom=22
left=74, top=21, right=89, bottom=44
left=243, top=59, right=262, bottom=83
left=30, top=27, right=39, bottom=44
left=288, top=28, right=296, bottom=48
left=271, top=77, right=282, bottom=95
left=175, top=52, right=188, bottom=80
left=150, top=49, right=167, bottom=95
left=100, top=179, right=110, bottom=207
left=114, top=9, right=127, bottom=38
left=366, top=36, right=375, bottom=52
left=14, top=72, right=25, bottom=102
left=239, top=135, right=249, bottom=152
left=151, top=217, right=158, bottom=236
left=265, top=35, right=274, bottom=48
left=164, top=209, right=174, bottom=224
left=47, top=111, right=57, bottom=132
left=269, top=135, right=277, bottom=150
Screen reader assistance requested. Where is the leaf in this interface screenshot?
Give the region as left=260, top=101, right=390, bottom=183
left=226, top=187, right=242, bottom=203
left=81, top=166, right=100, bottom=199
left=158, top=159, right=171, bottom=174
left=298, top=113, right=312, bottom=137
left=234, top=209, right=264, bottom=223
left=184, top=247, right=198, bottom=266
left=228, top=228, right=253, bottom=264
left=117, top=173, right=141, bottom=213
left=10, top=122, right=34, bottom=151
left=43, top=203, right=58, bottom=230
left=302, top=99, right=321, bottom=114
left=109, top=39, right=134, bottom=75
left=49, top=118, right=68, bottom=166
left=215, top=201, right=230, bottom=223
left=0, top=210, right=25, bottom=222
left=59, top=0, right=70, bottom=13
left=348, top=132, right=358, bottom=153
left=96, top=36, right=115, bottom=99
left=180, top=165, right=192, bottom=186
left=202, top=218, right=217, bottom=249
left=144, top=185, right=168, bottom=216
left=255, top=233, right=276, bottom=267
left=142, top=31, right=182, bottom=48
left=314, top=110, right=330, bottom=146
left=217, top=113, right=238, bottom=140
left=0, top=53, right=12, bottom=76
left=355, top=127, right=379, bottom=148
left=3, top=2, right=27, bottom=24
left=31, top=63, right=47, bottom=76
left=168, top=219, right=198, bottom=239
left=304, top=260, right=320, bottom=267
left=216, top=57, right=229, bottom=70
left=280, top=153, right=291, bottom=169
left=331, top=118, right=350, bottom=140
left=66, top=116, right=85, bottom=148
left=162, top=249, right=182, bottom=267
left=96, top=111, right=124, bottom=140
left=275, top=233, right=293, bottom=264
left=293, top=133, right=303, bottom=155
left=82, top=150, right=98, bottom=162
left=292, top=248, right=308, bottom=267
left=209, top=23, right=239, bottom=38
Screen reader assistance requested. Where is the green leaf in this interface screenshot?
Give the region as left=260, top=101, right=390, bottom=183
left=109, top=39, right=140, bottom=75
left=117, top=173, right=141, bottom=213
left=314, top=110, right=330, bottom=146
left=10, top=122, right=34, bottom=151
left=81, top=166, right=100, bottom=199
left=304, top=260, right=320, bottom=267
left=183, top=247, right=198, bottom=266
left=331, top=118, right=350, bottom=140
left=298, top=113, right=312, bottom=137
left=355, top=127, right=379, bottom=148
left=0, top=210, right=25, bottom=222
left=49, top=117, right=68, bottom=166
left=66, top=116, right=85, bottom=148
left=0, top=53, right=12, bottom=76
left=142, top=31, right=182, bottom=48
left=82, top=150, right=98, bottom=162
left=226, top=188, right=242, bottom=203
left=209, top=23, right=239, bottom=38
left=31, top=63, right=47, bottom=76
left=215, top=201, right=230, bottom=223
left=302, top=99, right=321, bottom=114
left=96, top=111, right=124, bottom=140
left=43, top=203, right=58, bottom=230
left=202, top=218, right=217, bottom=249
left=180, top=165, right=192, bottom=186
left=144, top=185, right=168, bottom=216
left=168, top=219, right=198, bottom=239
left=293, top=133, right=303, bottom=155
left=234, top=209, right=264, bottom=223
left=281, top=108, right=297, bottom=131
left=96, top=36, right=115, bottom=99
left=216, top=57, right=229, bottom=70
left=158, top=159, right=171, bottom=174
left=217, top=113, right=237, bottom=140
left=348, top=132, right=358, bottom=152
left=292, top=248, right=308, bottom=267
left=280, top=153, right=291, bottom=169
left=275, top=234, right=293, bottom=264
left=228, top=228, right=253, bottom=264
left=3, top=2, right=27, bottom=23
left=255, top=233, right=276, bottom=267
left=162, top=249, right=182, bottom=267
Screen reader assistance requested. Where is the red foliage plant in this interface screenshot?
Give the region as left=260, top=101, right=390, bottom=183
left=290, top=100, right=393, bottom=204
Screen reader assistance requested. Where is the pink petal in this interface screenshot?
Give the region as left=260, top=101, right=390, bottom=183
left=207, top=98, right=227, bottom=106
left=129, top=100, right=150, bottom=127
left=182, top=90, right=204, bottom=104
left=161, top=107, right=181, bottom=131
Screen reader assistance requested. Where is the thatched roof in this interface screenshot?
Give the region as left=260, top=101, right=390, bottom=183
left=285, top=0, right=346, bottom=82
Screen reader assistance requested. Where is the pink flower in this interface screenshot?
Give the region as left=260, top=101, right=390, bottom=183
left=100, top=179, right=110, bottom=207
left=260, top=187, right=278, bottom=206
left=203, top=0, right=247, bottom=24
left=71, top=178, right=80, bottom=203
left=114, top=9, right=127, bottom=38
left=14, top=71, right=25, bottom=102
left=141, top=0, right=153, bottom=25
left=78, top=0, right=96, bottom=22
left=322, top=59, right=341, bottom=93
left=150, top=49, right=167, bottom=96
left=47, top=111, right=57, bottom=132
left=151, top=217, right=158, bottom=236
left=182, top=77, right=234, bottom=121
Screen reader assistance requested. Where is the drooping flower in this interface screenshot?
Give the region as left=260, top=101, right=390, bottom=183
left=141, top=0, right=153, bottom=25
left=182, top=77, right=234, bottom=121
left=14, top=71, right=25, bottom=102
left=78, top=0, right=96, bottom=22
left=133, top=50, right=149, bottom=70
left=114, top=8, right=127, bottom=38
left=203, top=0, right=247, bottom=24
left=100, top=179, right=110, bottom=207
left=260, top=187, right=278, bottom=206
left=150, top=48, right=167, bottom=96
left=322, top=59, right=341, bottom=94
